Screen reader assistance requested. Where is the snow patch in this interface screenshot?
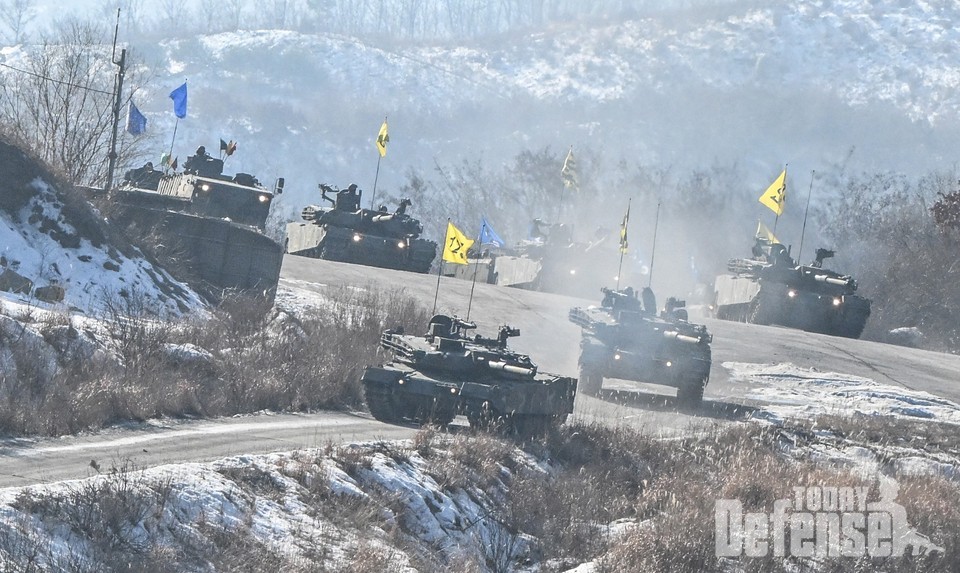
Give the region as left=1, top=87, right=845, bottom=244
left=724, top=361, right=960, bottom=425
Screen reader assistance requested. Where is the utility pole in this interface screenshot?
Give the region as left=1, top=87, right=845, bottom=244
left=105, top=9, right=125, bottom=193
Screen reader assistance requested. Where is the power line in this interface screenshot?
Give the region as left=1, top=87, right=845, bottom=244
left=0, top=61, right=114, bottom=95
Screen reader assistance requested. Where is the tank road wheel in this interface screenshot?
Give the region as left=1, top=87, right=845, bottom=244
left=676, top=376, right=706, bottom=408
left=749, top=297, right=773, bottom=325
left=364, top=384, right=401, bottom=424
left=578, top=367, right=603, bottom=397
left=836, top=307, right=870, bottom=339
left=412, top=398, right=456, bottom=426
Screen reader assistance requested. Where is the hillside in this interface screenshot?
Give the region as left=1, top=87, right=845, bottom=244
left=95, top=0, right=960, bottom=219
left=0, top=135, right=203, bottom=316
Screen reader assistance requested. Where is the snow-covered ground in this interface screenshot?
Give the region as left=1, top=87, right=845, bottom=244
left=0, top=178, right=204, bottom=318
left=724, top=361, right=960, bottom=426
left=1, top=359, right=957, bottom=570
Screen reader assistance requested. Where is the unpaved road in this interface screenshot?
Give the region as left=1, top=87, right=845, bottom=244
left=2, top=256, right=959, bottom=488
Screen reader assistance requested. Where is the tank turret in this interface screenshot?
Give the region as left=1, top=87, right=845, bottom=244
left=286, top=183, right=437, bottom=273
left=361, top=314, right=577, bottom=435
left=569, top=286, right=712, bottom=404
left=714, top=237, right=870, bottom=337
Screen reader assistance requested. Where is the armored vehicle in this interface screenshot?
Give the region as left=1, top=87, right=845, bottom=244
left=569, top=286, right=713, bottom=405
left=112, top=149, right=285, bottom=300
left=286, top=184, right=436, bottom=273
left=361, top=314, right=577, bottom=436
left=713, top=239, right=870, bottom=338
left=483, top=219, right=621, bottom=297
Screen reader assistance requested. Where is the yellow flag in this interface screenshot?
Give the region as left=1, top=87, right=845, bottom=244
left=619, top=203, right=630, bottom=254
left=442, top=221, right=474, bottom=265
left=758, top=169, right=786, bottom=216
left=755, top=220, right=780, bottom=244
left=376, top=120, right=389, bottom=157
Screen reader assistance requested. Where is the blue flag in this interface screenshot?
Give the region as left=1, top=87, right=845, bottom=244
left=169, top=82, right=187, bottom=119
left=126, top=101, right=147, bottom=135
left=479, top=217, right=505, bottom=247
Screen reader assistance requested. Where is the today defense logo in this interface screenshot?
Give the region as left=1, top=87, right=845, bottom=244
left=715, top=480, right=943, bottom=558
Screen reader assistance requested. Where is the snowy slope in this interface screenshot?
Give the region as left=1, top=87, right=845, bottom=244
left=0, top=179, right=203, bottom=316
left=1, top=361, right=958, bottom=571
left=32, top=0, right=949, bottom=220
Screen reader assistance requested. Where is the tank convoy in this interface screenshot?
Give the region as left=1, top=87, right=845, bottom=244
left=569, top=286, right=713, bottom=406
left=713, top=238, right=871, bottom=338
left=112, top=146, right=285, bottom=300
left=361, top=314, right=577, bottom=436
left=286, top=184, right=436, bottom=273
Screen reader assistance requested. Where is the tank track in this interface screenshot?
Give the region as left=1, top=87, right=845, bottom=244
left=363, top=383, right=401, bottom=424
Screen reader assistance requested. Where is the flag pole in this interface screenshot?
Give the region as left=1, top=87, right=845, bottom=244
left=616, top=247, right=624, bottom=290
left=167, top=118, right=179, bottom=172
left=797, top=170, right=815, bottom=265
left=432, top=219, right=449, bottom=316
left=557, top=183, right=564, bottom=222
left=647, top=200, right=661, bottom=289
left=370, top=115, right=387, bottom=209
left=370, top=155, right=382, bottom=209
left=465, top=224, right=484, bottom=321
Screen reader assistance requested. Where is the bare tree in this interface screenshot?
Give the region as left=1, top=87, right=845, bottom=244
left=0, top=0, right=35, bottom=44
left=156, top=0, right=188, bottom=31
left=0, top=19, right=151, bottom=187
left=222, top=0, right=244, bottom=31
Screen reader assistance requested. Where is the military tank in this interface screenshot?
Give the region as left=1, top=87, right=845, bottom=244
left=111, top=147, right=285, bottom=301
left=361, top=314, right=577, bottom=436
left=569, top=286, right=713, bottom=405
left=713, top=239, right=871, bottom=338
left=285, top=184, right=436, bottom=273
left=483, top=219, right=621, bottom=297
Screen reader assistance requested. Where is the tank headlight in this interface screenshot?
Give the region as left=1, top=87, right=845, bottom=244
left=665, top=360, right=673, bottom=368
left=398, top=379, right=405, bottom=385
left=397, top=241, right=406, bottom=249
left=200, top=183, right=210, bottom=191
left=569, top=269, right=577, bottom=275
left=450, top=387, right=458, bottom=394
left=787, top=289, right=797, bottom=298
left=614, top=353, right=621, bottom=360
left=258, top=194, right=269, bottom=203
left=353, top=233, right=362, bottom=242
left=833, top=297, right=842, bottom=306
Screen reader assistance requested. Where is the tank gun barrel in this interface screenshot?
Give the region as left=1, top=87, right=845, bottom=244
left=813, top=274, right=852, bottom=287
left=452, top=317, right=477, bottom=332
left=663, top=330, right=704, bottom=344
left=486, top=360, right=536, bottom=377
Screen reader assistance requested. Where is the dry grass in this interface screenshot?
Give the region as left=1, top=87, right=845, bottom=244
left=0, top=286, right=430, bottom=437
left=2, top=419, right=957, bottom=572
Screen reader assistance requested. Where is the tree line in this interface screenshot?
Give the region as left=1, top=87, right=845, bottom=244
left=2, top=0, right=758, bottom=43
